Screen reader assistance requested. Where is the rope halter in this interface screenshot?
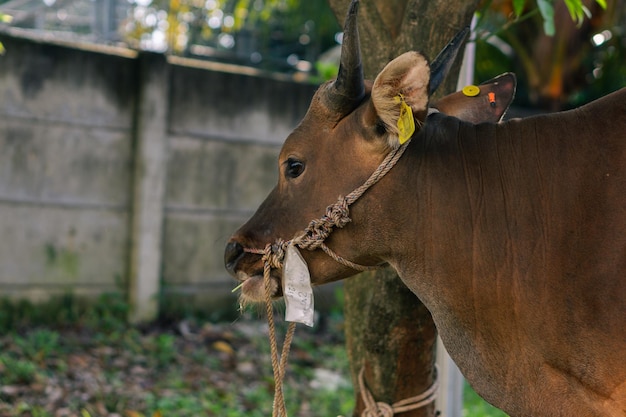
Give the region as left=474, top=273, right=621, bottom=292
left=244, top=133, right=415, bottom=274
left=248, top=107, right=440, bottom=272
left=241, top=109, right=441, bottom=417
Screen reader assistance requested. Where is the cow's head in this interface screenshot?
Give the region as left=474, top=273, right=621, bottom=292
left=224, top=0, right=515, bottom=303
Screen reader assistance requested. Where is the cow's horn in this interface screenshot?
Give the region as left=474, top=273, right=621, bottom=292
left=429, top=27, right=470, bottom=95
left=327, top=0, right=365, bottom=113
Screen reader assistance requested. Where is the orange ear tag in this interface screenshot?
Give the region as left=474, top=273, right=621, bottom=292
left=395, top=94, right=415, bottom=145
left=462, top=85, right=481, bottom=97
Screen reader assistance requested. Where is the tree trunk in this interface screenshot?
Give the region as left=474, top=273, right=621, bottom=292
left=327, top=1, right=480, bottom=416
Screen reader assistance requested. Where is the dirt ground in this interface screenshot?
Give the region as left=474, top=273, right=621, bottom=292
left=0, top=313, right=353, bottom=417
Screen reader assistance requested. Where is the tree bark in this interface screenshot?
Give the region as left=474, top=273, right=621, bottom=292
left=327, top=1, right=480, bottom=416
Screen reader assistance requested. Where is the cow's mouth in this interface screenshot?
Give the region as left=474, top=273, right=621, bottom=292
left=236, top=269, right=283, bottom=304
left=225, top=241, right=284, bottom=303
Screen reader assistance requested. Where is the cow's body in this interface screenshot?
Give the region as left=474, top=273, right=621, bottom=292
left=396, top=89, right=626, bottom=416
left=225, top=1, right=626, bottom=415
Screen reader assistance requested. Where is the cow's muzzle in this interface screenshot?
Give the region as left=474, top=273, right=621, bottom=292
left=224, top=240, right=244, bottom=276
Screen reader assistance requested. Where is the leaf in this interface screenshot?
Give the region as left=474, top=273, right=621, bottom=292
left=537, top=0, right=555, bottom=36
left=213, top=340, right=235, bottom=355
left=563, top=0, right=586, bottom=26
left=126, top=411, right=145, bottom=417
left=0, top=13, right=13, bottom=23
left=81, top=410, right=92, bottom=417
left=512, top=0, right=526, bottom=17
left=595, top=0, right=607, bottom=8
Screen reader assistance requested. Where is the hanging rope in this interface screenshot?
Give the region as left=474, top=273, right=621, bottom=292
left=262, top=243, right=296, bottom=417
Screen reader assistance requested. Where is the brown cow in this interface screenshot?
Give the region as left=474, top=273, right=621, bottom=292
left=224, top=1, right=626, bottom=416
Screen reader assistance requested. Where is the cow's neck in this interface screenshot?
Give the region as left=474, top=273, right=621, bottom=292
left=391, top=116, right=507, bottom=367
left=386, top=114, right=547, bottom=411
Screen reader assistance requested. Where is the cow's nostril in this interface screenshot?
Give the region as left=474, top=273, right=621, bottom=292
left=224, top=241, right=244, bottom=275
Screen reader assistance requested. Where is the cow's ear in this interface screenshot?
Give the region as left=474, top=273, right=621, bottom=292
left=433, top=73, right=517, bottom=123
left=371, top=51, right=430, bottom=148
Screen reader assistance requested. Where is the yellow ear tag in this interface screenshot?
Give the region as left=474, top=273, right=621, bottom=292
left=395, top=94, right=415, bottom=145
left=462, top=85, right=481, bottom=97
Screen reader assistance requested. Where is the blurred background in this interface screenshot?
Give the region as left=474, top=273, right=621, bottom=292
left=2, top=0, right=624, bottom=106
left=1, top=0, right=624, bottom=319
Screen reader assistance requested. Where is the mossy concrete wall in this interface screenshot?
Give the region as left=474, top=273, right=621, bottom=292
left=0, top=29, right=317, bottom=321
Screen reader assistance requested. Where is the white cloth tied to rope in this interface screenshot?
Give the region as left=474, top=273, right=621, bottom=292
left=282, top=244, right=315, bottom=327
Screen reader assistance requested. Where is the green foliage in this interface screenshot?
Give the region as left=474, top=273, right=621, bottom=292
left=563, top=0, right=606, bottom=25
left=475, top=0, right=622, bottom=109
left=572, top=32, right=626, bottom=105
left=0, top=303, right=513, bottom=417
left=0, top=354, right=39, bottom=385
left=123, top=0, right=340, bottom=74
left=475, top=39, right=512, bottom=82
left=2, top=402, right=52, bottom=417
left=463, top=381, right=510, bottom=416
left=0, top=308, right=357, bottom=417
left=536, top=0, right=556, bottom=35
left=151, top=333, right=177, bottom=368
left=88, top=292, right=130, bottom=332
left=512, top=0, right=526, bottom=17
left=487, top=0, right=608, bottom=37
left=314, top=60, right=339, bottom=83
left=13, top=329, right=61, bottom=363
left=0, top=12, right=12, bottom=55
left=0, top=292, right=128, bottom=333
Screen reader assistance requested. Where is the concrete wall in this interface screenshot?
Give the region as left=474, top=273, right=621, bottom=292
left=0, top=29, right=318, bottom=321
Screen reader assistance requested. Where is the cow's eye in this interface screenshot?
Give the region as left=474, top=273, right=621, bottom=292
left=285, top=158, right=305, bottom=178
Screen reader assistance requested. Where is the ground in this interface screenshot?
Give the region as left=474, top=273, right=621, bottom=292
left=0, top=295, right=505, bottom=417
left=0, top=311, right=354, bottom=417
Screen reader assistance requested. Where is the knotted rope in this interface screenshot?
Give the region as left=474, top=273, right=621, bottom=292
left=251, top=138, right=414, bottom=273
left=358, top=367, right=439, bottom=417
left=244, top=132, right=438, bottom=416
left=292, top=139, right=411, bottom=256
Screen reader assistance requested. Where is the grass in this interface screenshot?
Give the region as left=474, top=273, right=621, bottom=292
left=0, top=294, right=355, bottom=417
left=0, top=294, right=507, bottom=417
left=463, top=382, right=510, bottom=417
